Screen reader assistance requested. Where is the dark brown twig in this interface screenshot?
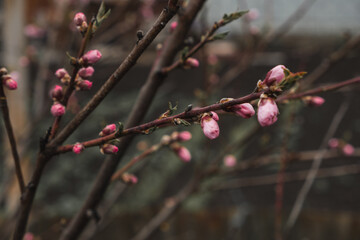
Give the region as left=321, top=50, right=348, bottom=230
left=55, top=76, right=360, bottom=153
left=0, top=82, right=25, bottom=194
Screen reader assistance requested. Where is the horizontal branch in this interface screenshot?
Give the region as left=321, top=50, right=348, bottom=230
left=56, top=76, right=360, bottom=154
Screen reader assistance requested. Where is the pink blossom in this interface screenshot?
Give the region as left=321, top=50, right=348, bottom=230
left=51, top=103, right=66, bottom=117
left=24, top=24, right=45, bottom=39
left=78, top=66, right=94, bottom=79
left=201, top=113, right=220, bottom=139
left=263, top=65, right=287, bottom=86
left=23, top=232, right=34, bottom=240
left=99, top=124, right=117, bottom=136
left=2, top=75, right=18, bottom=90
left=55, top=68, right=68, bottom=79
left=211, top=111, right=219, bottom=121
left=328, top=138, right=339, bottom=149
left=51, top=85, right=63, bottom=101
left=224, top=154, right=237, bottom=167
left=76, top=80, right=93, bottom=90
left=72, top=143, right=84, bottom=154
left=176, top=146, right=191, bottom=162
left=342, top=144, right=354, bottom=156
left=185, top=58, right=199, bottom=68
left=101, top=144, right=119, bottom=154
left=82, top=50, right=102, bottom=65
left=246, top=8, right=260, bottom=21
left=74, top=12, right=87, bottom=26
left=231, top=103, right=255, bottom=119
left=170, top=21, right=178, bottom=32
left=178, top=131, right=192, bottom=141
left=257, top=98, right=279, bottom=127
left=304, top=96, right=325, bottom=107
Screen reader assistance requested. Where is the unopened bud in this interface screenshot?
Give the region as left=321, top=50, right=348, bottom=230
left=76, top=79, right=93, bottom=90
left=224, top=154, right=237, bottom=167
left=51, top=103, right=66, bottom=117
left=73, top=143, right=84, bottom=154
left=177, top=131, right=192, bottom=141
left=51, top=85, right=63, bottom=101
left=173, top=145, right=191, bottom=162
left=230, top=103, right=255, bottom=119
left=81, top=50, right=102, bottom=65
left=262, top=65, right=287, bottom=87
left=201, top=112, right=220, bottom=140
left=328, top=138, right=339, bottom=149
left=185, top=58, right=199, bottom=68
left=303, top=96, right=325, bottom=107
left=100, top=144, right=119, bottom=154
left=121, top=173, right=138, bottom=185
left=257, top=97, right=279, bottom=127
left=78, top=66, right=94, bottom=79
left=55, top=68, right=68, bottom=79
left=99, top=124, right=116, bottom=136
left=2, top=75, right=18, bottom=90
left=342, top=144, right=354, bottom=156
left=74, top=12, right=87, bottom=26
left=169, top=21, right=178, bottom=32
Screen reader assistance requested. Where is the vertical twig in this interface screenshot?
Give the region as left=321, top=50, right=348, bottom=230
left=284, top=98, right=350, bottom=236
left=0, top=82, right=25, bottom=194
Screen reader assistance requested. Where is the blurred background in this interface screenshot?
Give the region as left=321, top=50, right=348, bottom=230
left=0, top=0, right=360, bottom=239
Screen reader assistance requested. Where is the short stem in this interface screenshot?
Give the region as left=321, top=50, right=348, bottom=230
left=0, top=83, right=25, bottom=194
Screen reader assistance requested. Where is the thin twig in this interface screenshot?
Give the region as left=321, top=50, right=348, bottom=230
left=284, top=98, right=350, bottom=235
left=0, top=82, right=25, bottom=194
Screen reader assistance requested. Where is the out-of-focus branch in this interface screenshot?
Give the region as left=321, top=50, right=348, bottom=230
left=300, top=34, right=360, bottom=90
left=0, top=77, right=25, bottom=194
left=284, top=98, right=350, bottom=234
left=212, top=163, right=360, bottom=190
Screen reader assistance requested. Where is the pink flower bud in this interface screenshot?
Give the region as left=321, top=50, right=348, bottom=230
left=82, top=50, right=102, bottom=65
left=231, top=103, right=255, bottom=119
left=342, top=144, right=354, bottom=156
left=201, top=113, right=220, bottom=140
left=175, top=146, right=191, bottom=162
left=99, top=124, right=117, bottom=136
left=224, top=154, right=237, bottom=167
left=2, top=75, right=18, bottom=90
left=78, top=66, right=94, bottom=79
left=170, top=21, right=178, bottom=32
left=100, top=144, right=119, bottom=154
left=328, top=138, right=339, bottom=149
left=74, top=12, right=87, bottom=26
left=73, top=143, right=84, bottom=154
left=23, top=232, right=34, bottom=240
left=178, top=131, right=192, bottom=141
left=257, top=98, right=279, bottom=127
left=76, top=79, right=93, bottom=90
left=55, top=68, right=68, bottom=79
left=303, top=96, right=325, bottom=107
left=51, top=85, right=63, bottom=101
left=121, top=173, right=138, bottom=185
left=246, top=8, right=260, bottom=21
left=51, top=103, right=66, bottom=117
left=263, top=65, right=287, bottom=86
left=185, top=58, right=199, bottom=68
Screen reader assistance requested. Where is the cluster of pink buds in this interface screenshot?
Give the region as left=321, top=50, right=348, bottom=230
left=164, top=131, right=192, bottom=162
left=328, top=138, right=355, bottom=156
left=74, top=12, right=88, bottom=33
left=201, top=111, right=220, bottom=139
left=302, top=96, right=325, bottom=107
left=98, top=124, right=118, bottom=154
left=0, top=68, right=18, bottom=90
